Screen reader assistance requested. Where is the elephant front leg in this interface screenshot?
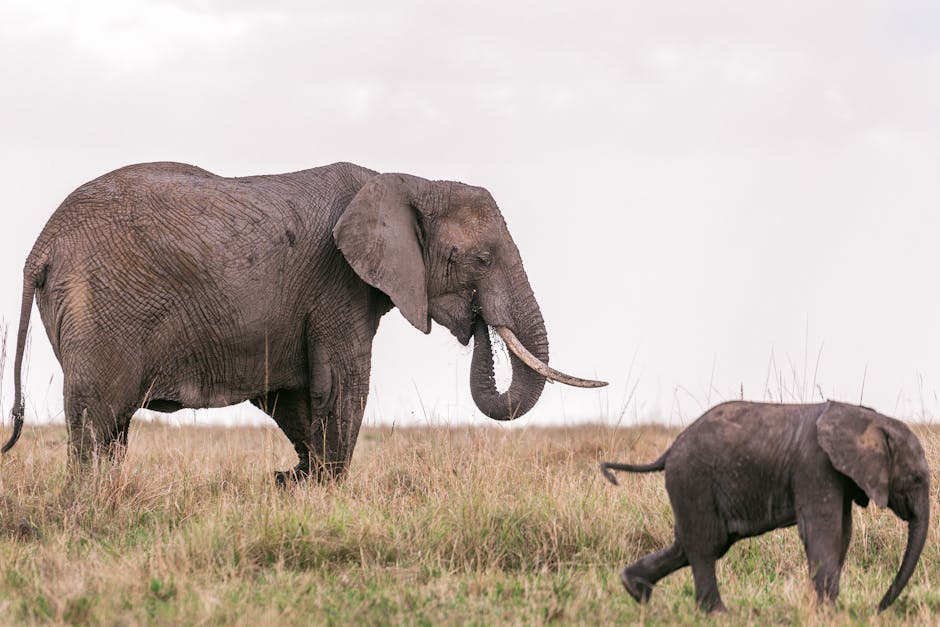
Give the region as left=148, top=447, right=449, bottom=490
left=295, top=333, right=372, bottom=483
left=306, top=373, right=368, bottom=483
left=264, top=354, right=370, bottom=485
left=259, top=319, right=378, bottom=485
left=255, top=388, right=316, bottom=484
left=274, top=392, right=365, bottom=484
left=797, top=493, right=849, bottom=604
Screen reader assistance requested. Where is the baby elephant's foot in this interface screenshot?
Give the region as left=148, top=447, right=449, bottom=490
left=698, top=598, right=726, bottom=614
left=274, top=465, right=310, bottom=486
left=621, top=567, right=654, bottom=603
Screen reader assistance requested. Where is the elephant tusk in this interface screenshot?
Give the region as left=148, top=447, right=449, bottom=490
left=494, top=326, right=608, bottom=388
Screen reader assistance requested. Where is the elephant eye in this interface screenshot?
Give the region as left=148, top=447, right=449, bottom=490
left=476, top=252, right=493, bottom=268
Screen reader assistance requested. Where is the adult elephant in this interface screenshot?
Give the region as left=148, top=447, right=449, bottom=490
left=3, top=162, right=605, bottom=482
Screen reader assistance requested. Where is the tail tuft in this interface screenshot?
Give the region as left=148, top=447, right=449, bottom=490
left=599, top=462, right=620, bottom=485
left=2, top=403, right=24, bottom=455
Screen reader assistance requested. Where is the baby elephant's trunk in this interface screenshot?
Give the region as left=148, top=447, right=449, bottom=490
left=878, top=510, right=929, bottom=611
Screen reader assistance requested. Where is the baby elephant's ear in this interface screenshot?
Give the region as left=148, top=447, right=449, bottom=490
left=817, top=404, right=890, bottom=508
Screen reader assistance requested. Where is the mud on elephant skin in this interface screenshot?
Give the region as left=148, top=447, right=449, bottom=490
left=601, top=401, right=930, bottom=613
left=3, top=161, right=605, bottom=480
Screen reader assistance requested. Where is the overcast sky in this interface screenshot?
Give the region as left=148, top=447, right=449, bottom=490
left=0, top=1, right=938, bottom=429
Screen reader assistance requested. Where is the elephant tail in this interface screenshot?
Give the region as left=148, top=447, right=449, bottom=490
left=3, top=266, right=42, bottom=454
left=599, top=451, right=668, bottom=485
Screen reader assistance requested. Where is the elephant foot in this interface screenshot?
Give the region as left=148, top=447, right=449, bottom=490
left=621, top=568, right=654, bottom=604
left=700, top=599, right=726, bottom=614
left=274, top=465, right=310, bottom=486
left=274, top=460, right=349, bottom=486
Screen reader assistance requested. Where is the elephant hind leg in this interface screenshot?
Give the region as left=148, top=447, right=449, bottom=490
left=689, top=556, right=726, bottom=612
left=64, top=389, right=139, bottom=469
left=63, top=360, right=145, bottom=469
left=668, top=480, right=732, bottom=611
left=621, top=541, right=688, bottom=603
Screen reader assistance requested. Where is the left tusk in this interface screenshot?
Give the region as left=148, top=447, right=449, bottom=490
left=494, top=326, right=608, bottom=388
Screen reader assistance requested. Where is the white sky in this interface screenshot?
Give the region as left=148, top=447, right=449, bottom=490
left=0, top=1, right=938, bottom=429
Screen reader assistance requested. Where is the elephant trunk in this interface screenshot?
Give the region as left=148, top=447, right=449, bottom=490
left=878, top=499, right=929, bottom=611
left=469, top=285, right=549, bottom=421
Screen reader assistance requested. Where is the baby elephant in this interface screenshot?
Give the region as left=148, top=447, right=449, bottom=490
left=601, top=401, right=930, bottom=613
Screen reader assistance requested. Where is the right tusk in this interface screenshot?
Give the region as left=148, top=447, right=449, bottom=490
left=494, top=326, right=608, bottom=388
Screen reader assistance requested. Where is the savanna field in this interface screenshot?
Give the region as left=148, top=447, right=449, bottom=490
left=1, top=421, right=938, bottom=625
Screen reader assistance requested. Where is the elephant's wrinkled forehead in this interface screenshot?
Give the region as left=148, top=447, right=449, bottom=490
left=437, top=185, right=505, bottom=245
left=438, top=204, right=502, bottom=248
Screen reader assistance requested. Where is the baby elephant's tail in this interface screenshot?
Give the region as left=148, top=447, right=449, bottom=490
left=599, top=452, right=668, bottom=485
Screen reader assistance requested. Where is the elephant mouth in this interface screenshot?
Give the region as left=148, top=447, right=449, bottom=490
left=455, top=315, right=475, bottom=346
left=429, top=292, right=476, bottom=346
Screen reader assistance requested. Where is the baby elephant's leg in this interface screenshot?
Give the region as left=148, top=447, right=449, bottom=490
left=670, top=479, right=730, bottom=612
left=798, top=499, right=850, bottom=604
left=621, top=542, right=688, bottom=603
left=689, top=555, right=726, bottom=612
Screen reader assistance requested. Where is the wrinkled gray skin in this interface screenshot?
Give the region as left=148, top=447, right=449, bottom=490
left=601, top=401, right=930, bottom=613
left=5, top=162, right=557, bottom=482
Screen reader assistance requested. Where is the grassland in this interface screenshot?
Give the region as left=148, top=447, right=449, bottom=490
left=0, top=420, right=937, bottom=625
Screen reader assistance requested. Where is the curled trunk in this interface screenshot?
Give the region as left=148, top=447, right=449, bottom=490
left=469, top=289, right=548, bottom=421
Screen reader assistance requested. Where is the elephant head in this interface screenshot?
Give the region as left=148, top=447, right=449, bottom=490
left=817, top=406, right=931, bottom=611
left=333, top=172, right=605, bottom=421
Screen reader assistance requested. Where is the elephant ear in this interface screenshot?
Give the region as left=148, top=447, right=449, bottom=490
left=816, top=404, right=890, bottom=508
left=333, top=173, right=431, bottom=333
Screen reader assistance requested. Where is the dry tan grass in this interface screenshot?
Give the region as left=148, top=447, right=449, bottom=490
left=0, top=421, right=937, bottom=624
